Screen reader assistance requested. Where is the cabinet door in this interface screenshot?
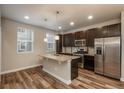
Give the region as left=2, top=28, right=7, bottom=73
left=71, top=33, right=75, bottom=47
left=75, top=31, right=85, bottom=40
left=63, top=34, right=69, bottom=47
left=84, top=55, right=94, bottom=71
left=95, top=26, right=108, bottom=38
left=80, top=31, right=86, bottom=39
left=63, top=33, right=75, bottom=47
left=63, top=35, right=66, bottom=47
left=107, top=23, right=121, bottom=37
left=56, top=35, right=62, bottom=53
left=86, top=28, right=97, bottom=47
left=75, top=31, right=81, bottom=40
left=71, top=58, right=79, bottom=80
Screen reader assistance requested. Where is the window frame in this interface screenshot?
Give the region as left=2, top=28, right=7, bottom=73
left=16, top=27, right=34, bottom=54
left=45, top=33, right=56, bottom=53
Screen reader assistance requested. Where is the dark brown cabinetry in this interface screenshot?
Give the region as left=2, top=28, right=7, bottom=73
left=84, top=55, right=94, bottom=71
left=75, top=31, right=85, bottom=40
left=107, top=23, right=121, bottom=37
left=86, top=28, right=97, bottom=47
left=86, top=23, right=121, bottom=47
left=95, top=26, right=108, bottom=38
left=71, top=58, right=80, bottom=80
left=56, top=35, right=62, bottom=53
left=59, top=23, right=121, bottom=50
left=63, top=33, right=75, bottom=47
left=95, top=23, right=121, bottom=38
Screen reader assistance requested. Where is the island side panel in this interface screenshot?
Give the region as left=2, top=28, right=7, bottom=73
left=42, top=58, right=71, bottom=84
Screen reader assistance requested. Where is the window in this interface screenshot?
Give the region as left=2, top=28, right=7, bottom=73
left=46, top=33, right=56, bottom=53
left=17, top=27, right=33, bottom=53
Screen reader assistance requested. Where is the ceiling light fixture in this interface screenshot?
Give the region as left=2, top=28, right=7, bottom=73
left=58, top=26, right=62, bottom=30
left=24, top=16, right=30, bottom=20
left=88, top=15, right=93, bottom=20
left=70, top=22, right=74, bottom=26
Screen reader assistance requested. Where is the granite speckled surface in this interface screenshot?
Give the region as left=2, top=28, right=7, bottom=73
left=42, top=54, right=80, bottom=62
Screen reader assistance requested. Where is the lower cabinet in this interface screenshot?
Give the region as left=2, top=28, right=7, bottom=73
left=71, top=58, right=80, bottom=80
left=84, top=55, right=94, bottom=71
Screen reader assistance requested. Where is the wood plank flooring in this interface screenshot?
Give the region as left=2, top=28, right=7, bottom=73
left=1, top=66, right=124, bottom=89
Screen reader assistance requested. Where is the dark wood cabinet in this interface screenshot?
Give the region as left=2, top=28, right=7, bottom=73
left=86, top=28, right=97, bottom=47
left=71, top=58, right=79, bottom=80
left=95, top=23, right=121, bottom=38
left=56, top=35, right=62, bottom=53
left=107, top=23, right=121, bottom=37
left=84, top=55, right=94, bottom=71
left=95, top=26, right=108, bottom=38
left=63, top=34, right=68, bottom=47
left=75, top=31, right=85, bottom=40
left=86, top=23, right=121, bottom=47
left=62, top=23, right=121, bottom=48
left=63, top=33, right=75, bottom=47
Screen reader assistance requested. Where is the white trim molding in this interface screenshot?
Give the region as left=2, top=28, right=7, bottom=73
left=43, top=68, right=71, bottom=85
left=0, top=64, right=42, bottom=75
left=120, top=78, right=124, bottom=82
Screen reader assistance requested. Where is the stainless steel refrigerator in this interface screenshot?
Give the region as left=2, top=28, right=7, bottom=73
left=94, top=37, right=121, bottom=79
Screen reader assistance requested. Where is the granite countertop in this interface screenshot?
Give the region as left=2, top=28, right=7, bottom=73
left=42, top=54, right=80, bottom=62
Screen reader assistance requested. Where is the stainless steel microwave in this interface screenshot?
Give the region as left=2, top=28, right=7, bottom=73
left=75, top=39, right=86, bottom=46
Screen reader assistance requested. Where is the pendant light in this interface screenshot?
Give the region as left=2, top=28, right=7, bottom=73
left=44, top=38, right=47, bottom=42
left=55, top=11, right=60, bottom=40
left=55, top=35, right=60, bottom=40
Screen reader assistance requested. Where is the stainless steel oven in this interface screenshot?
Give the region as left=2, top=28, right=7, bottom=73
left=75, top=39, right=86, bottom=47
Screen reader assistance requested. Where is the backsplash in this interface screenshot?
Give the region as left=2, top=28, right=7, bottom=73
left=62, top=47, right=88, bottom=54
left=88, top=47, right=95, bottom=55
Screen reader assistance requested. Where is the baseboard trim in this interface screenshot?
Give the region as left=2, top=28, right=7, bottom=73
left=43, top=68, right=71, bottom=85
left=0, top=64, right=42, bottom=75
left=120, top=77, right=124, bottom=82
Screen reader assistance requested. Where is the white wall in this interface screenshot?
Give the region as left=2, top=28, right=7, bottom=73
left=121, top=12, right=124, bottom=81
left=1, top=18, right=56, bottom=73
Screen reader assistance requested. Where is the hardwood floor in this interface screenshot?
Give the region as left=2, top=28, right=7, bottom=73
left=1, top=66, right=124, bottom=89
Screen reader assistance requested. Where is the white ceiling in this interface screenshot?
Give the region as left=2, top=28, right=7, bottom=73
left=1, top=4, right=124, bottom=31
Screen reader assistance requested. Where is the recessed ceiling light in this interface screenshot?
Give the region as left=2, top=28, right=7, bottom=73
left=70, top=22, right=74, bottom=26
left=24, top=16, right=29, bottom=19
left=58, top=26, right=62, bottom=30
left=88, top=15, right=93, bottom=20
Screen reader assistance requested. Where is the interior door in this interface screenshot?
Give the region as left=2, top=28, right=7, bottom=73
left=94, top=38, right=104, bottom=75
left=104, top=37, right=120, bottom=79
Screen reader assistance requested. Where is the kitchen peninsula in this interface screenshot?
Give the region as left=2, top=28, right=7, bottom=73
left=42, top=54, right=80, bottom=84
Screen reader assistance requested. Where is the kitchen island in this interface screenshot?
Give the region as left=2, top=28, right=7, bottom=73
left=42, top=54, right=80, bottom=84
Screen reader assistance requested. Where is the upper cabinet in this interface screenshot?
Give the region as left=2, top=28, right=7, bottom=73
left=95, top=26, right=108, bottom=38
left=56, top=34, right=62, bottom=53
left=62, top=23, right=121, bottom=48
left=86, top=28, right=97, bottom=47
left=107, top=23, right=121, bottom=37
left=75, top=31, right=86, bottom=40
left=95, top=23, right=121, bottom=38
left=63, top=33, right=75, bottom=47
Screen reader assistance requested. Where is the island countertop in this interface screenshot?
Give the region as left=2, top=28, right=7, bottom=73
left=42, top=54, right=80, bottom=62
